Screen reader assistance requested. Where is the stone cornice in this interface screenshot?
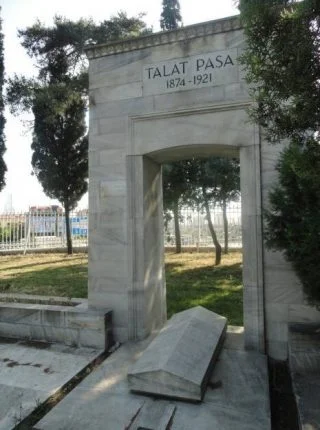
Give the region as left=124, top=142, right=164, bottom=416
left=85, top=15, right=241, bottom=60
left=131, top=101, right=251, bottom=122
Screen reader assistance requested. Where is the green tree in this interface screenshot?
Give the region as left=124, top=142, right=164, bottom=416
left=240, top=0, right=320, bottom=305
left=163, top=161, right=192, bottom=253
left=187, top=157, right=240, bottom=265
left=31, top=85, right=87, bottom=254
left=264, top=140, right=320, bottom=306
left=0, top=8, right=6, bottom=191
left=15, top=13, right=149, bottom=88
left=239, top=0, right=320, bottom=144
left=202, top=158, right=240, bottom=255
left=7, top=13, right=150, bottom=114
left=160, top=0, right=182, bottom=30
left=7, top=13, right=149, bottom=254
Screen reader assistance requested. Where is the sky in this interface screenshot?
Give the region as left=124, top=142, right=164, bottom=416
left=0, top=0, right=238, bottom=212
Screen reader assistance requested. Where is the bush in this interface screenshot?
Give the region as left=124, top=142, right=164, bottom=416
left=0, top=222, right=25, bottom=243
left=264, top=139, right=320, bottom=307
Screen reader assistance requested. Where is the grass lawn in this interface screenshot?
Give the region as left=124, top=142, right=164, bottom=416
left=0, top=253, right=88, bottom=298
left=0, top=250, right=243, bottom=325
left=166, top=251, right=243, bottom=325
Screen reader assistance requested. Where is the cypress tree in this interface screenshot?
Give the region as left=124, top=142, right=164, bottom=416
left=160, top=0, right=182, bottom=30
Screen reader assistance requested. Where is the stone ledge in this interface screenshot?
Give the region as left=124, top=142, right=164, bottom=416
left=0, top=293, right=85, bottom=307
left=85, top=16, right=241, bottom=59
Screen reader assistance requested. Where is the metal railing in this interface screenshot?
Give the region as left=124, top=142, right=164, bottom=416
left=0, top=209, right=88, bottom=253
left=164, top=203, right=242, bottom=248
left=0, top=203, right=242, bottom=253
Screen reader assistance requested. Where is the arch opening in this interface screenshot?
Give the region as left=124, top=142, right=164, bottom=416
left=127, top=127, right=264, bottom=352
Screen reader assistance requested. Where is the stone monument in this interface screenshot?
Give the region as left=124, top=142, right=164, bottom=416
left=85, top=15, right=313, bottom=360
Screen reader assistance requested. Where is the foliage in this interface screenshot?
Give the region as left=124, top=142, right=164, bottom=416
left=186, top=157, right=240, bottom=263
left=0, top=8, right=6, bottom=191
left=163, top=162, right=190, bottom=211
left=8, top=77, right=88, bottom=255
left=16, top=13, right=150, bottom=88
left=201, top=157, right=240, bottom=205
left=163, top=157, right=240, bottom=260
left=240, top=0, right=320, bottom=305
left=7, top=13, right=150, bottom=109
left=160, top=0, right=182, bottom=30
left=163, top=161, right=193, bottom=253
left=201, top=157, right=240, bottom=254
left=31, top=85, right=87, bottom=208
left=0, top=222, right=25, bottom=243
left=31, top=84, right=88, bottom=254
left=6, top=13, right=149, bottom=253
left=239, top=0, right=320, bottom=143
left=264, top=139, right=320, bottom=306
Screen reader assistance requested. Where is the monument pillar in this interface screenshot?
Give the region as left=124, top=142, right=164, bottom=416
left=127, top=155, right=167, bottom=339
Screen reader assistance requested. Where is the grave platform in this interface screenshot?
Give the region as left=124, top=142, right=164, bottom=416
left=36, top=326, right=271, bottom=430
left=128, top=306, right=227, bottom=402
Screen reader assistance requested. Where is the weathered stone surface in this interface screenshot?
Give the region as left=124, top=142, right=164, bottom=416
left=127, top=401, right=176, bottom=430
left=85, top=13, right=316, bottom=358
left=288, top=326, right=320, bottom=430
left=85, top=16, right=268, bottom=353
left=0, top=299, right=112, bottom=350
left=0, top=338, right=103, bottom=430
left=36, top=331, right=270, bottom=430
left=142, top=49, right=239, bottom=96
left=127, top=306, right=227, bottom=402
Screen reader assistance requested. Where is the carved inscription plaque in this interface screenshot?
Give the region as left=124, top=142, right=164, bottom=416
left=142, top=49, right=239, bottom=96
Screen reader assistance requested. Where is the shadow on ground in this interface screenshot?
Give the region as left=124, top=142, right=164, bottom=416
left=0, top=263, right=87, bottom=298
left=165, top=262, right=243, bottom=326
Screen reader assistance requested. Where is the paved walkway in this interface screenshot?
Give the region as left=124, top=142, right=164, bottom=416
left=36, top=328, right=271, bottom=430
left=0, top=338, right=103, bottom=429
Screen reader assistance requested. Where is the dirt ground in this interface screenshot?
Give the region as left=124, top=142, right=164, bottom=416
left=269, top=359, right=299, bottom=430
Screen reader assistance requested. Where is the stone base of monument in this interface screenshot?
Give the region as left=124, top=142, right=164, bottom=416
left=127, top=306, right=227, bottom=402
left=0, top=295, right=113, bottom=350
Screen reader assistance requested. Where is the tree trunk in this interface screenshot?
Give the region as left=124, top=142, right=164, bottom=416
left=173, top=200, right=182, bottom=254
left=222, top=199, right=228, bottom=254
left=64, top=204, right=73, bottom=255
left=204, top=199, right=222, bottom=265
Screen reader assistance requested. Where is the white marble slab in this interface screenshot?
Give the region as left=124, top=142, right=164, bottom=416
left=127, top=306, right=227, bottom=402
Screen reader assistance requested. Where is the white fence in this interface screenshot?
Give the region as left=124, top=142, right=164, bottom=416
left=164, top=203, right=242, bottom=248
left=0, top=210, right=88, bottom=253
left=0, top=204, right=242, bottom=253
